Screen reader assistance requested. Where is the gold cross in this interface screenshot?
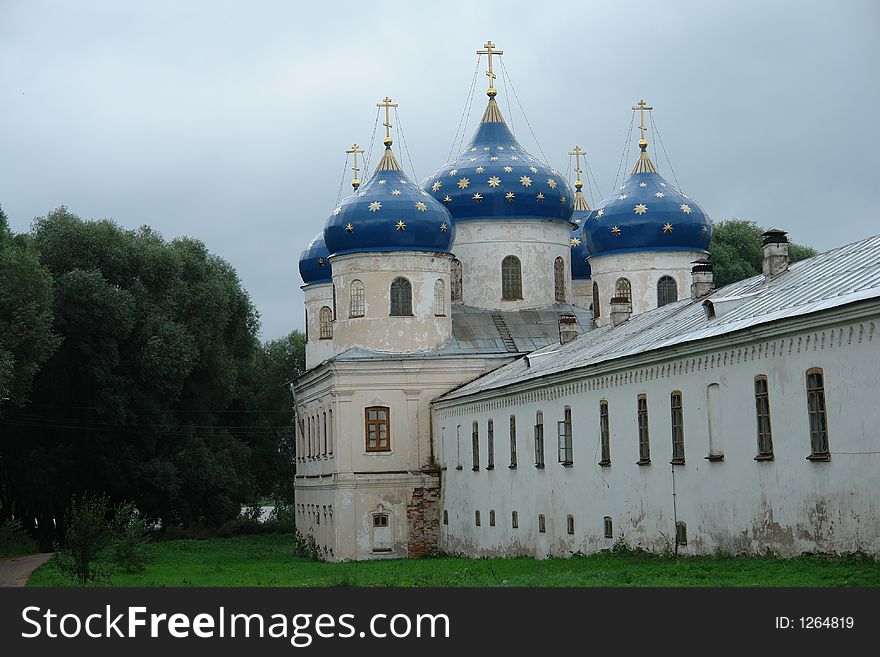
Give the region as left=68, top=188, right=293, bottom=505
left=568, top=145, right=586, bottom=187
left=346, top=143, right=365, bottom=189
left=631, top=99, right=653, bottom=148
left=477, top=40, right=504, bottom=96
left=377, top=96, right=398, bottom=146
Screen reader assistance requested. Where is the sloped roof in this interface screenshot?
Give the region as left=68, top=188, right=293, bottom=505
left=438, top=234, right=880, bottom=401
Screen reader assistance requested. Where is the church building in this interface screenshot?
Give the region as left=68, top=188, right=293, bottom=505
left=294, top=42, right=880, bottom=561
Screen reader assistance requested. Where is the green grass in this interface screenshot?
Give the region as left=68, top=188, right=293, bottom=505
left=27, top=534, right=880, bottom=587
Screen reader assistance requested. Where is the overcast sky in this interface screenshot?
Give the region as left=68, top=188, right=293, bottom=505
left=2, top=1, right=878, bottom=339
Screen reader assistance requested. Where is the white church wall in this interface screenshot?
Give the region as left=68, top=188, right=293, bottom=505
left=452, top=220, right=573, bottom=309
left=303, top=283, right=335, bottom=370
left=571, top=278, right=592, bottom=310
left=434, top=313, right=880, bottom=558
left=588, top=250, right=704, bottom=324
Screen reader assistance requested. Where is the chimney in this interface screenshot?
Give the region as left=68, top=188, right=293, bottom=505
left=609, top=296, right=632, bottom=327
left=690, top=258, right=715, bottom=299
left=762, top=229, right=789, bottom=277
left=558, top=314, right=580, bottom=345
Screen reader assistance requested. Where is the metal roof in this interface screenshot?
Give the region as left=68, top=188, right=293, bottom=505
left=438, top=234, right=880, bottom=401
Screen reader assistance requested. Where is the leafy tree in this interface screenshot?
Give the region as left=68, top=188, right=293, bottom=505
left=709, top=219, right=817, bottom=288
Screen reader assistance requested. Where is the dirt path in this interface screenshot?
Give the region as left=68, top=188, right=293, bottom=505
left=0, top=553, right=52, bottom=587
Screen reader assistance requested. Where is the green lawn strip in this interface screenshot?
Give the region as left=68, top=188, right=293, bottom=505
left=27, top=534, right=880, bottom=587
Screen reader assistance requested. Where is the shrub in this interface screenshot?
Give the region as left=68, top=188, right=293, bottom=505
left=110, top=502, right=149, bottom=573
left=59, top=494, right=113, bottom=583
left=0, top=519, right=39, bottom=557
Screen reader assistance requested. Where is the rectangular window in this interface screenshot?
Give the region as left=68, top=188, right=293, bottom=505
left=557, top=407, right=573, bottom=465
left=487, top=419, right=495, bottom=470
left=509, top=415, right=517, bottom=468
left=475, top=510, right=481, bottom=526
left=365, top=406, right=390, bottom=452
left=675, top=521, right=688, bottom=546
left=512, top=511, right=519, bottom=529
left=534, top=411, right=545, bottom=468
left=538, top=514, right=546, bottom=533
left=373, top=514, right=388, bottom=528
left=599, top=400, right=611, bottom=466
left=489, top=510, right=496, bottom=527
left=637, top=395, right=651, bottom=465
left=806, top=368, right=830, bottom=458
left=671, top=392, right=685, bottom=464
left=754, top=376, right=774, bottom=459
left=322, top=412, right=327, bottom=456
left=566, top=515, right=575, bottom=535
left=328, top=408, right=333, bottom=455
left=472, top=421, right=480, bottom=471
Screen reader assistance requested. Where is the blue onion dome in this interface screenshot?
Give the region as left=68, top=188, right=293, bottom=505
left=582, top=136, right=713, bottom=257
left=422, top=96, right=574, bottom=223
left=324, top=139, right=455, bottom=255
left=569, top=179, right=592, bottom=279
left=299, top=232, right=332, bottom=285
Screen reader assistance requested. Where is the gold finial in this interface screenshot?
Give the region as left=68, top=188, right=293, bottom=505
left=568, top=145, right=586, bottom=190
left=346, top=143, right=365, bottom=189
left=477, top=40, right=504, bottom=97
left=377, top=96, right=399, bottom=147
left=632, top=99, right=654, bottom=150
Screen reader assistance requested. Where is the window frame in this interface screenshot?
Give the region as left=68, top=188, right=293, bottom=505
left=319, top=306, right=333, bottom=339
left=509, top=414, right=518, bottom=469
left=670, top=391, right=685, bottom=465
left=557, top=406, right=573, bottom=465
left=486, top=419, right=495, bottom=470
left=566, top=514, right=575, bottom=535
left=389, top=276, right=413, bottom=317
left=637, top=394, right=651, bottom=465
left=501, top=255, right=523, bottom=301
left=603, top=516, right=613, bottom=539
left=754, top=375, right=774, bottom=460
left=538, top=514, right=546, bottom=533
left=599, top=400, right=611, bottom=466
left=365, top=406, right=391, bottom=453
left=657, top=275, right=678, bottom=307
left=433, top=278, right=446, bottom=317
left=451, top=258, right=463, bottom=302
left=592, top=282, right=600, bottom=319
left=512, top=511, right=519, bottom=529
left=554, top=256, right=566, bottom=302
left=805, top=368, right=830, bottom=459
left=614, top=277, right=632, bottom=302
left=534, top=411, right=545, bottom=468
left=349, top=279, right=365, bottom=318
left=471, top=420, right=480, bottom=471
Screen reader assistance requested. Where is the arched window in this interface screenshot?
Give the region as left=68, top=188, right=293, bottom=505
left=489, top=510, right=496, bottom=526
left=604, top=516, right=613, bottom=538
left=451, top=258, right=463, bottom=302
left=592, top=282, right=600, bottom=319
left=389, top=277, right=412, bottom=316
left=433, top=279, right=446, bottom=316
left=350, top=279, right=365, bottom=317
left=567, top=515, right=575, bottom=535
left=554, top=256, right=566, bottom=302
left=657, top=275, right=677, bottom=307
left=538, top=514, right=546, bottom=533
left=319, top=306, right=332, bottom=339
left=670, top=391, right=685, bottom=464
left=614, top=277, right=632, bottom=301
left=443, top=510, right=449, bottom=525
left=501, top=255, right=522, bottom=300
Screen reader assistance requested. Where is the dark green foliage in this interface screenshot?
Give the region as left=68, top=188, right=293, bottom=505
left=709, top=219, right=817, bottom=288
left=0, top=519, right=39, bottom=557
left=59, top=494, right=113, bottom=584
left=110, top=502, right=148, bottom=573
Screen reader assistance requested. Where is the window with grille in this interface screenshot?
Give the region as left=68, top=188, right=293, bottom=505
left=501, top=255, right=523, bottom=300
left=603, top=516, right=613, bottom=539
left=554, top=256, right=566, bottom=302
left=373, top=514, right=388, bottom=528
left=637, top=394, right=651, bottom=464
left=806, top=368, right=830, bottom=458
left=487, top=419, right=495, bottom=470
left=350, top=279, right=365, bottom=317
left=365, top=406, right=390, bottom=452
left=451, top=258, right=463, bottom=302
left=489, top=510, right=496, bottom=527
left=512, top=511, right=519, bottom=529
left=592, top=282, right=600, bottom=319
left=509, top=415, right=517, bottom=468
left=433, top=279, right=446, bottom=316
left=566, top=515, right=575, bottom=535
left=390, top=277, right=412, bottom=316
left=557, top=406, right=573, bottom=465
left=319, top=306, right=332, bottom=339
left=615, top=277, right=632, bottom=301
left=599, top=400, right=611, bottom=466
left=671, top=391, right=685, bottom=464
left=534, top=411, right=545, bottom=468
left=754, top=376, right=774, bottom=458
left=538, top=514, right=546, bottom=533
left=472, top=421, right=480, bottom=471
left=657, top=275, right=677, bottom=307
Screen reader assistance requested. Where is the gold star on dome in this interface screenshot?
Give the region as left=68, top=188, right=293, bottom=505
left=345, top=223, right=354, bottom=233
left=536, top=192, right=545, bottom=201
left=475, top=166, right=485, bottom=173
left=449, top=168, right=458, bottom=176
left=332, top=206, right=341, bottom=216
left=503, top=166, right=513, bottom=173
left=415, top=201, right=427, bottom=212
left=682, top=194, right=689, bottom=199
left=469, top=157, right=477, bottom=162
left=560, top=196, right=567, bottom=204
left=663, top=223, right=673, bottom=233
left=473, top=193, right=483, bottom=201
left=505, top=192, right=515, bottom=201
left=396, top=220, right=406, bottom=231
left=529, top=166, right=538, bottom=173
left=391, top=189, right=401, bottom=195
left=317, top=257, right=325, bottom=266
left=488, top=176, right=501, bottom=188
left=483, top=146, right=490, bottom=151
left=680, top=204, right=692, bottom=214
left=440, top=223, right=448, bottom=232
left=497, top=146, right=504, bottom=151
left=443, top=195, right=452, bottom=204
left=574, top=218, right=581, bottom=224
left=655, top=192, right=665, bottom=198
left=634, top=204, right=648, bottom=215
left=511, top=156, right=519, bottom=160
left=639, top=182, right=647, bottom=187
left=520, top=176, right=532, bottom=187
left=458, top=178, right=470, bottom=190
left=611, top=226, right=621, bottom=235
left=547, top=178, right=558, bottom=190
left=490, top=156, right=499, bottom=161
left=570, top=237, right=581, bottom=247
left=399, top=179, right=407, bottom=185
left=368, top=201, right=381, bottom=212
left=470, top=147, right=477, bottom=152
left=596, top=209, right=605, bottom=218
left=618, top=194, right=628, bottom=200
left=432, top=181, right=442, bottom=192
left=659, top=182, right=667, bottom=187
left=358, top=191, right=366, bottom=197
left=702, top=225, right=709, bottom=233
left=378, top=179, right=386, bottom=184
left=510, top=145, right=517, bottom=150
